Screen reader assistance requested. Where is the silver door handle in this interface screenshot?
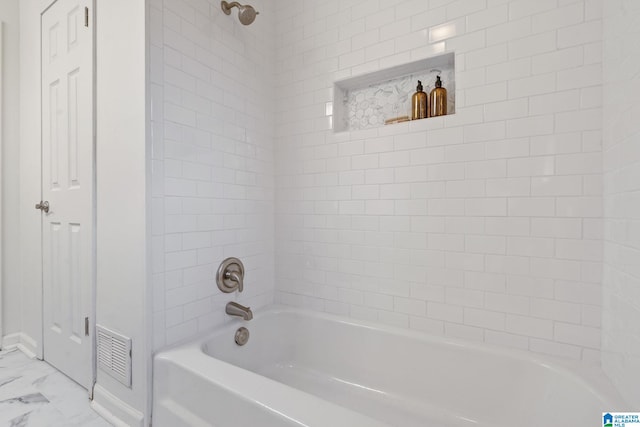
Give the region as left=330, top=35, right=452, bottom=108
left=35, top=201, right=50, bottom=213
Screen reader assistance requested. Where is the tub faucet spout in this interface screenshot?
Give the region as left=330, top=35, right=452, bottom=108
left=226, top=301, right=253, bottom=320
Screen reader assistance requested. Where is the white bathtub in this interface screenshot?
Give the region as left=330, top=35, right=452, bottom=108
left=153, top=307, right=624, bottom=427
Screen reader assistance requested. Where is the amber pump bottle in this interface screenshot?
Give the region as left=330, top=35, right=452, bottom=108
left=411, top=80, right=428, bottom=120
left=430, top=75, right=447, bottom=117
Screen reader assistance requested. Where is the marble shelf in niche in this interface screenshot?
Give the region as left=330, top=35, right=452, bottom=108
left=333, top=53, right=455, bottom=133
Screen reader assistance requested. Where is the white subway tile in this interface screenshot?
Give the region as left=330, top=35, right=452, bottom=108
left=486, top=177, right=531, bottom=197
left=508, top=32, right=557, bottom=60
left=556, top=239, right=603, bottom=261
left=465, top=82, right=508, bottom=106
left=530, top=258, right=582, bottom=281
left=444, top=323, right=485, bottom=342
left=509, top=0, right=558, bottom=20
left=427, top=301, right=464, bottom=323
left=485, top=138, right=530, bottom=159
left=428, top=233, right=465, bottom=251
left=395, top=166, right=428, bottom=183
left=506, top=115, right=554, bottom=138
left=465, top=198, right=508, bottom=216
left=485, top=330, right=529, bottom=350
left=464, top=308, right=505, bottom=330
left=508, top=197, right=555, bottom=217
left=508, top=73, right=557, bottom=99
left=556, top=197, right=603, bottom=217
left=485, top=217, right=530, bottom=236
left=530, top=133, right=583, bottom=156
left=506, top=314, right=553, bottom=339
left=507, top=157, right=555, bottom=177
left=557, top=20, right=602, bottom=49
left=484, top=98, right=529, bottom=121
left=532, top=298, right=581, bottom=323
left=446, top=252, right=485, bottom=272
left=464, top=122, right=507, bottom=143
left=531, top=2, right=584, bottom=34
left=364, top=292, right=394, bottom=310
left=531, top=176, right=583, bottom=196
left=446, top=287, right=485, bottom=308
left=556, top=152, right=602, bottom=175
left=555, top=109, right=602, bottom=133
left=445, top=142, right=486, bottom=162
left=531, top=218, right=582, bottom=239
left=555, top=322, right=601, bottom=349
left=506, top=275, right=554, bottom=299
left=485, top=292, right=531, bottom=315
left=410, top=316, right=445, bottom=335
left=445, top=217, right=485, bottom=234
left=508, top=236, right=555, bottom=258
left=427, top=163, right=465, bottom=181
left=467, top=160, right=508, bottom=179
left=529, top=338, right=582, bottom=359
left=529, top=90, right=581, bottom=115
left=466, top=4, right=508, bottom=32
left=465, top=235, right=507, bottom=255
left=445, top=180, right=486, bottom=198
left=486, top=17, right=531, bottom=46
left=429, top=18, right=466, bottom=43
left=395, top=297, right=427, bottom=316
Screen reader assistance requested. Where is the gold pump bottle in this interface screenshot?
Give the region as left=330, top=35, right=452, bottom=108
left=430, top=75, right=447, bottom=117
left=411, top=80, right=428, bottom=120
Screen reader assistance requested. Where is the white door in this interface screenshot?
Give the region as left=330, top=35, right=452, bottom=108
left=41, top=0, right=94, bottom=389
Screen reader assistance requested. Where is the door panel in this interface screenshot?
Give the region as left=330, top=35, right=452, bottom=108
left=41, top=0, right=93, bottom=389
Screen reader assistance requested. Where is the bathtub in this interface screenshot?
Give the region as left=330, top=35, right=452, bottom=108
left=153, top=307, right=624, bottom=427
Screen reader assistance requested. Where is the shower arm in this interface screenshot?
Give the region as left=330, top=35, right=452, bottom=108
left=221, top=1, right=242, bottom=15
left=220, top=1, right=259, bottom=25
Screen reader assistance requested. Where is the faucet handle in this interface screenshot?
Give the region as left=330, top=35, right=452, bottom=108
left=225, top=270, right=243, bottom=292
left=216, top=257, right=245, bottom=293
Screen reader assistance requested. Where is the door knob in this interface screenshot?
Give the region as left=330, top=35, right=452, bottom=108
left=35, top=201, right=50, bottom=213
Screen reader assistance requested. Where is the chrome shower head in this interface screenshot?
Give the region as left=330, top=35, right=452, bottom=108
left=221, top=1, right=259, bottom=25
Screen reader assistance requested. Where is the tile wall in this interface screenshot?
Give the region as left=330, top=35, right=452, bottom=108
left=149, top=0, right=276, bottom=349
left=275, top=0, right=604, bottom=361
left=602, top=0, right=640, bottom=406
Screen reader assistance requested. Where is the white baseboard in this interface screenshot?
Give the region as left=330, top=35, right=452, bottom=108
left=91, top=384, right=144, bottom=427
left=2, top=333, right=38, bottom=358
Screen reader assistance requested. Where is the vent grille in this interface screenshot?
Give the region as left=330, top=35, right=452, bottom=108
left=96, top=325, right=132, bottom=387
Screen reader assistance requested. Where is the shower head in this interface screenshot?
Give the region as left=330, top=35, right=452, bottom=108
left=221, top=1, right=259, bottom=25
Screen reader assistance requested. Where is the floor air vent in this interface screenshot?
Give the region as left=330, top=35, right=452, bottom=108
left=96, top=325, right=132, bottom=387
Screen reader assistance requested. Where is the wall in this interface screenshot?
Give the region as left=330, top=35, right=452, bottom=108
left=275, top=0, right=604, bottom=361
left=149, top=0, right=276, bottom=350
left=0, top=0, right=21, bottom=341
left=92, top=0, right=149, bottom=424
left=602, top=0, right=640, bottom=407
left=15, top=0, right=150, bottom=423
left=18, top=0, right=47, bottom=357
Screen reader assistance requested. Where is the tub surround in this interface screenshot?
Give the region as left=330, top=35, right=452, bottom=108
left=275, top=0, right=604, bottom=363
left=602, top=0, right=640, bottom=407
left=145, top=0, right=640, bottom=418
left=149, top=0, right=276, bottom=350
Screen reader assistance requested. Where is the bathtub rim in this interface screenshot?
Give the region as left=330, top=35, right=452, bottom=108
left=154, top=305, right=628, bottom=411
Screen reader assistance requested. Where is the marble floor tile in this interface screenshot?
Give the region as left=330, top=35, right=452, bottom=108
left=0, top=349, right=111, bottom=427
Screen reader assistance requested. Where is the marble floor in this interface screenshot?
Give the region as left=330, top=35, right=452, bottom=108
left=0, top=348, right=111, bottom=427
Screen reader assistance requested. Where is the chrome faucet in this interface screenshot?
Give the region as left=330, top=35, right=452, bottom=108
left=226, top=301, right=253, bottom=320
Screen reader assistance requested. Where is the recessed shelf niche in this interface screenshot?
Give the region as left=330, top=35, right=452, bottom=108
left=333, top=52, right=455, bottom=132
